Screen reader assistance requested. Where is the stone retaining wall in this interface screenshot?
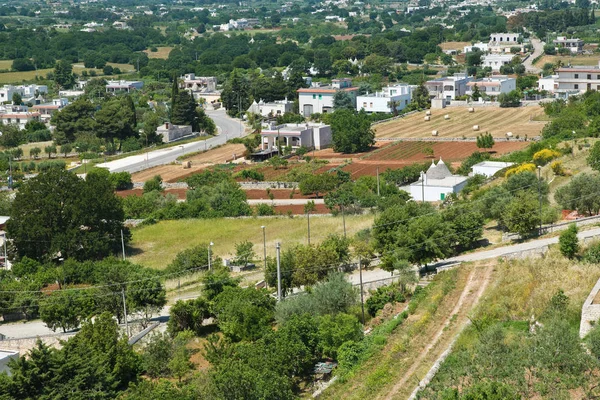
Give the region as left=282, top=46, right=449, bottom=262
left=580, top=277, right=600, bottom=338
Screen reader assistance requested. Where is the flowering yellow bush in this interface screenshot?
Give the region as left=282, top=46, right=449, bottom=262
left=505, top=163, right=536, bottom=177
left=551, top=160, right=565, bottom=176
left=533, top=149, right=561, bottom=166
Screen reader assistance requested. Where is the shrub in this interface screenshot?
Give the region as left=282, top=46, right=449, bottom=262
left=583, top=242, right=600, bottom=263
left=366, top=283, right=407, bottom=317
left=505, top=163, right=536, bottom=178
left=121, top=137, right=142, bottom=153
left=143, top=175, right=163, bottom=193
left=167, top=245, right=210, bottom=275
left=558, top=224, right=579, bottom=259
left=238, top=169, right=265, bottom=181
left=110, top=171, right=133, bottom=190
left=255, top=203, right=275, bottom=216
left=37, top=160, right=66, bottom=171
left=533, top=149, right=561, bottom=166
left=551, top=160, right=565, bottom=176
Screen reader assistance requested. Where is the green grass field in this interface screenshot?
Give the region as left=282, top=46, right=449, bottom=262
left=129, top=214, right=375, bottom=270
left=0, top=61, right=136, bottom=84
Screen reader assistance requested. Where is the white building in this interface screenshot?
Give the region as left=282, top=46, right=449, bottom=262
left=297, top=78, right=358, bottom=116
left=157, top=122, right=193, bottom=143
left=0, top=84, right=47, bottom=103
left=538, top=74, right=558, bottom=93
left=0, top=350, right=19, bottom=375
left=32, top=98, right=69, bottom=122
left=464, top=42, right=489, bottom=53
left=471, top=161, right=514, bottom=177
left=0, top=105, right=41, bottom=130
left=59, top=89, right=85, bottom=98
left=180, top=74, right=217, bottom=92
left=553, top=37, right=584, bottom=54
left=466, top=76, right=516, bottom=97
left=356, top=84, right=413, bottom=113
left=106, top=80, right=144, bottom=93
left=260, top=123, right=332, bottom=152
left=490, top=33, right=520, bottom=44
left=425, top=73, right=472, bottom=102
left=482, top=54, right=514, bottom=71
left=247, top=99, right=294, bottom=117
left=408, top=159, right=468, bottom=202
left=555, top=63, right=600, bottom=94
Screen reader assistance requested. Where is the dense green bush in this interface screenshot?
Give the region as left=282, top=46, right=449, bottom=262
left=110, top=171, right=133, bottom=190
left=366, top=283, right=407, bottom=317
left=238, top=169, right=265, bottom=181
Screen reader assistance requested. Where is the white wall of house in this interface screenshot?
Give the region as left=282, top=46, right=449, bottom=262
left=538, top=75, right=558, bottom=92
left=409, top=180, right=468, bottom=202
left=482, top=55, right=514, bottom=71
left=472, top=162, right=514, bottom=177
left=556, top=68, right=600, bottom=93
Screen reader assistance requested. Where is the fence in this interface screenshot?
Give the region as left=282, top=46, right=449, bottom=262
left=502, top=214, right=600, bottom=242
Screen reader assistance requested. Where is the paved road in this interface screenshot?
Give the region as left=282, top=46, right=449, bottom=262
left=4, top=227, right=600, bottom=340
left=524, top=38, right=544, bottom=74
left=97, top=109, right=246, bottom=174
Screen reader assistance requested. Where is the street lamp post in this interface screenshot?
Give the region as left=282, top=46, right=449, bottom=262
left=208, top=242, right=214, bottom=270
left=261, top=225, right=267, bottom=274
left=537, top=166, right=542, bottom=236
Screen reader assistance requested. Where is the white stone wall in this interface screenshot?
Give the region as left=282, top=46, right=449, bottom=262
left=580, top=277, right=600, bottom=338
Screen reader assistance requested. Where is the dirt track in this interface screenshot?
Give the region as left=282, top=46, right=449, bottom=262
left=384, top=265, right=493, bottom=400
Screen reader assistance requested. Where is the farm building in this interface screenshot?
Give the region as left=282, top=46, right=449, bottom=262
left=407, top=158, right=468, bottom=202
left=471, top=161, right=514, bottom=177
left=260, top=123, right=332, bottom=152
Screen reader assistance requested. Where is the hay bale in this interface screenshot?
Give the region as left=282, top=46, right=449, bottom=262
left=472, top=125, right=479, bottom=131
left=424, top=116, right=430, bottom=121
left=468, top=107, right=474, bottom=113
left=432, top=130, right=438, bottom=136
left=444, top=114, right=450, bottom=120
left=426, top=111, right=431, bottom=116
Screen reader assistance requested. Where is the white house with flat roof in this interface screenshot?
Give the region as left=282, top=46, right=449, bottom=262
left=464, top=42, right=489, bottom=53
left=247, top=99, right=294, bottom=117
left=471, top=161, right=514, bottom=177
left=425, top=73, right=472, bottom=102
left=482, top=54, right=514, bottom=71
left=466, top=76, right=516, bottom=97
left=106, top=80, right=144, bottom=93
left=260, top=123, right=332, bottom=152
left=408, top=159, right=468, bottom=202
left=555, top=63, right=600, bottom=94
left=356, top=84, right=413, bottom=113
left=298, top=78, right=358, bottom=116
left=553, top=37, right=584, bottom=54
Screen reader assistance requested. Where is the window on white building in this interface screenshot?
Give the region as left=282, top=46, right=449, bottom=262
left=575, top=74, right=579, bottom=79
left=574, top=84, right=579, bottom=89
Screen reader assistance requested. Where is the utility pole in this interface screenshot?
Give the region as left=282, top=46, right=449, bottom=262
left=359, top=256, right=365, bottom=325
left=342, top=204, right=346, bottom=238
left=307, top=210, right=311, bottom=245
left=121, top=287, right=130, bottom=337
left=538, top=166, right=543, bottom=236
left=2, top=232, right=6, bottom=269
left=376, top=167, right=380, bottom=196
left=261, top=226, right=267, bottom=286
left=208, top=242, right=213, bottom=270
left=276, top=242, right=282, bottom=301
left=120, top=230, right=126, bottom=260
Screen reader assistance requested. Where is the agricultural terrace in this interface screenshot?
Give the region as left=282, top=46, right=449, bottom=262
left=534, top=54, right=600, bottom=67
left=374, top=106, right=547, bottom=139
left=143, top=46, right=174, bottom=59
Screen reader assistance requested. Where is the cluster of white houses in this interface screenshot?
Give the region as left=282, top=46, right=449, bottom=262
left=293, top=75, right=516, bottom=117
